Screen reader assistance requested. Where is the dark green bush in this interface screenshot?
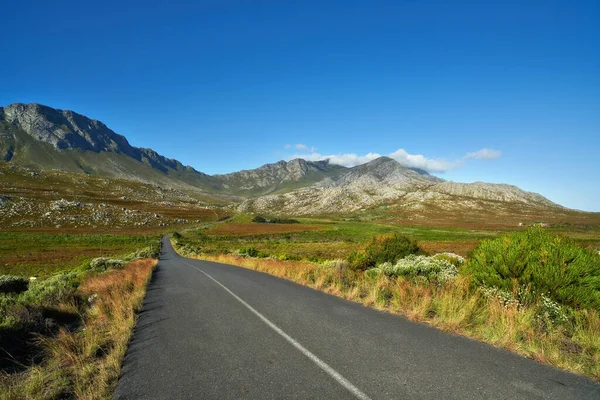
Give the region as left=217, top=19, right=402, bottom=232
left=172, top=231, right=182, bottom=239
left=348, top=233, right=423, bottom=271
left=269, top=218, right=300, bottom=224
left=252, top=215, right=299, bottom=224
left=463, top=227, right=600, bottom=310
left=0, top=275, right=29, bottom=294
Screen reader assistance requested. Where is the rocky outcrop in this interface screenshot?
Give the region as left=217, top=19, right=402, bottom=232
left=239, top=158, right=561, bottom=215
left=215, top=159, right=343, bottom=192
left=3, top=103, right=135, bottom=153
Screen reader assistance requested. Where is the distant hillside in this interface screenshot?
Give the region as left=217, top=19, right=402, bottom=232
left=0, top=103, right=566, bottom=217
left=239, top=157, right=562, bottom=215
left=213, top=159, right=347, bottom=196
left=0, top=103, right=218, bottom=192
left=0, top=103, right=342, bottom=197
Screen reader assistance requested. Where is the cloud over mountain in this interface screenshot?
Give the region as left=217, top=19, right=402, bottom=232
left=288, top=148, right=501, bottom=173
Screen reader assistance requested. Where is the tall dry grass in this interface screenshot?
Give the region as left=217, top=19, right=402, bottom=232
left=192, top=252, right=600, bottom=382
left=0, top=259, right=157, bottom=400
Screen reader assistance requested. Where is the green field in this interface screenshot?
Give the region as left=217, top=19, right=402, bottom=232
left=176, top=214, right=600, bottom=263
left=177, top=217, right=501, bottom=261
left=0, top=232, right=159, bottom=277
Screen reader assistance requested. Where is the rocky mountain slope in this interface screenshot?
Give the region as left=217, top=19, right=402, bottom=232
left=0, top=163, right=227, bottom=231
left=1, top=103, right=565, bottom=217
left=0, top=103, right=217, bottom=192
left=239, top=157, right=561, bottom=215
left=0, top=103, right=340, bottom=197
left=213, top=159, right=346, bottom=196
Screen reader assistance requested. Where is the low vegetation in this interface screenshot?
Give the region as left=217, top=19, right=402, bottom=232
left=0, top=232, right=158, bottom=277
left=348, top=233, right=423, bottom=270
left=0, top=241, right=159, bottom=399
left=173, top=226, right=600, bottom=382
left=367, top=253, right=461, bottom=284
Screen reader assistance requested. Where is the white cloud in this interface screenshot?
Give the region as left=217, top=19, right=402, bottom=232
left=464, top=148, right=502, bottom=160
left=388, top=149, right=455, bottom=172
left=285, top=143, right=317, bottom=151
left=294, top=152, right=382, bottom=167
left=287, top=147, right=501, bottom=173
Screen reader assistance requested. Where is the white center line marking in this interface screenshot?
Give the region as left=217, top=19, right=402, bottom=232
left=180, top=260, right=373, bottom=400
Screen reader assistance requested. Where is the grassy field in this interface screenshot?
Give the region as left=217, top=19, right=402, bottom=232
left=178, top=216, right=522, bottom=262
left=177, top=213, right=600, bottom=261
left=0, top=232, right=159, bottom=277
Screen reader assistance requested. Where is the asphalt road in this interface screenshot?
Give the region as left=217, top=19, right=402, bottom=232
left=114, top=237, right=600, bottom=399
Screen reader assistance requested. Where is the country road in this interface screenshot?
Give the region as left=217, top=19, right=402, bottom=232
left=114, top=237, right=600, bottom=399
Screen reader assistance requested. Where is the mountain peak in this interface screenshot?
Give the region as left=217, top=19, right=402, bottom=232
left=3, top=102, right=133, bottom=153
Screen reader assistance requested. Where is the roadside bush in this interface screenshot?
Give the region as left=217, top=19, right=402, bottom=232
left=89, top=257, right=126, bottom=272
left=536, top=294, right=568, bottom=332
left=368, top=254, right=458, bottom=284
left=321, top=259, right=349, bottom=270
left=276, top=253, right=301, bottom=261
left=0, top=275, right=29, bottom=294
left=349, top=233, right=423, bottom=270
left=252, top=215, right=267, bottom=223
left=347, top=251, right=370, bottom=270
left=172, top=231, right=182, bottom=239
left=20, top=271, right=80, bottom=305
left=237, top=246, right=259, bottom=257
left=463, top=227, right=600, bottom=310
left=431, top=252, right=465, bottom=268
left=125, top=243, right=161, bottom=260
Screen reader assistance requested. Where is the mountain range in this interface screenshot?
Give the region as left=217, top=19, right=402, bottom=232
left=0, top=103, right=563, bottom=215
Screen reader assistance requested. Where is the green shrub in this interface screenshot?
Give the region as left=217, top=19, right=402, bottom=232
left=463, top=227, right=600, bottom=310
left=431, top=252, right=465, bottom=268
left=20, top=271, right=79, bottom=305
left=277, top=253, right=301, bottom=261
left=125, top=244, right=161, bottom=260
left=237, top=246, right=259, bottom=257
left=172, top=231, right=182, bottom=239
left=347, top=251, right=370, bottom=270
left=0, top=275, right=29, bottom=294
left=364, top=268, right=381, bottom=280
left=349, top=233, right=423, bottom=270
left=370, top=254, right=458, bottom=284
left=252, top=215, right=299, bottom=224
left=89, top=257, right=125, bottom=272
left=269, top=218, right=300, bottom=224
left=536, top=294, right=568, bottom=332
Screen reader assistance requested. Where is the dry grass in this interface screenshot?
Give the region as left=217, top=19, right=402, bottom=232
left=186, top=250, right=600, bottom=382
left=419, top=241, right=479, bottom=257
left=0, top=259, right=157, bottom=400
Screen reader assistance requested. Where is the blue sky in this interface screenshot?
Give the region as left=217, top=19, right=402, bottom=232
left=1, top=0, right=598, bottom=211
